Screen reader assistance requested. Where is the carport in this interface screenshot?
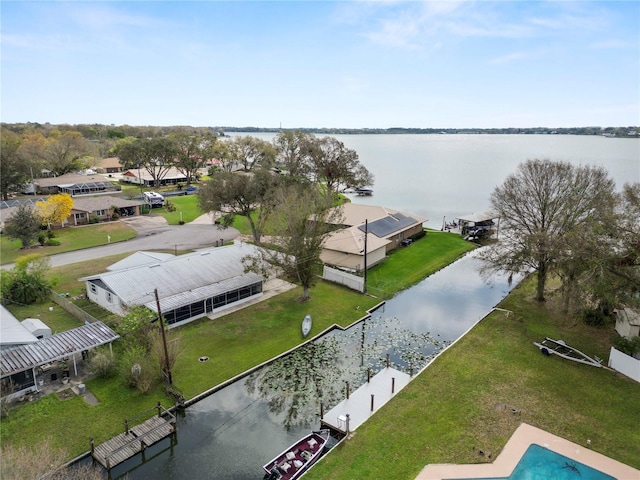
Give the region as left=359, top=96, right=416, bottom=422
left=0, top=322, right=119, bottom=400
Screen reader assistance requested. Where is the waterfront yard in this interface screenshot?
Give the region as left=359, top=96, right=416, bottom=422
left=305, top=276, right=640, bottom=480
left=0, top=231, right=472, bottom=461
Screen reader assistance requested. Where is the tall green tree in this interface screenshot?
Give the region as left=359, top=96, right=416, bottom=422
left=113, top=137, right=178, bottom=187
left=309, top=136, right=374, bottom=193
left=0, top=129, right=31, bottom=200
left=273, top=130, right=316, bottom=179
left=228, top=136, right=276, bottom=172
left=4, top=203, right=42, bottom=248
left=170, top=132, right=217, bottom=185
left=198, top=168, right=282, bottom=244
left=0, top=254, right=54, bottom=305
left=484, top=159, right=615, bottom=302
left=556, top=182, right=640, bottom=315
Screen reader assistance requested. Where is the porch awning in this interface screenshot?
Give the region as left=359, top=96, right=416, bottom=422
left=0, top=322, right=119, bottom=377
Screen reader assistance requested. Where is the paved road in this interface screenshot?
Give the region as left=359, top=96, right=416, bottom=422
left=2, top=215, right=240, bottom=269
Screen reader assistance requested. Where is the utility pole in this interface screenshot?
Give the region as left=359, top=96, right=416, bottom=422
left=363, top=219, right=368, bottom=294
left=154, top=288, right=173, bottom=385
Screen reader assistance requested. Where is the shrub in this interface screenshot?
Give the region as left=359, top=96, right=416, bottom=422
left=45, top=238, right=61, bottom=246
left=165, top=199, right=176, bottom=212
left=47, top=230, right=55, bottom=239
left=88, top=348, right=118, bottom=379
left=38, top=233, right=46, bottom=246
left=120, top=345, right=157, bottom=393
left=88, top=215, right=100, bottom=224
left=613, top=335, right=640, bottom=356
left=580, top=308, right=610, bottom=326
left=412, top=230, right=427, bottom=241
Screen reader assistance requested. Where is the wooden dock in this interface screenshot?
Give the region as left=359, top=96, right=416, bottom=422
left=321, top=367, right=411, bottom=434
left=91, top=403, right=176, bottom=470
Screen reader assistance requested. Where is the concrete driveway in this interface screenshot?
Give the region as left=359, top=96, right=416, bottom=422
left=2, top=214, right=240, bottom=269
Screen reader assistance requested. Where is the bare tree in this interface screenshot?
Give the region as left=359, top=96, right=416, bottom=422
left=484, top=159, right=615, bottom=302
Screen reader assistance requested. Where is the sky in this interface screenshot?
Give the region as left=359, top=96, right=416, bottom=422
left=1, top=1, right=639, bottom=129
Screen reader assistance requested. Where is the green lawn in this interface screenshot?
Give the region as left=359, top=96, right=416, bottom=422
left=0, top=223, right=137, bottom=265
left=367, top=231, right=475, bottom=298
left=156, top=195, right=204, bottom=224
left=305, top=277, right=640, bottom=480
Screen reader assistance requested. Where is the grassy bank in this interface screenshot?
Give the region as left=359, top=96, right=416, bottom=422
left=305, top=277, right=640, bottom=480
left=1, top=231, right=474, bottom=459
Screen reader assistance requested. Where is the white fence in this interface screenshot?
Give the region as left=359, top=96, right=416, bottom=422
left=323, top=266, right=364, bottom=293
left=608, top=347, right=640, bottom=383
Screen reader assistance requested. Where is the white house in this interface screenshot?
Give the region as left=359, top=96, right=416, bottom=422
left=80, top=244, right=265, bottom=328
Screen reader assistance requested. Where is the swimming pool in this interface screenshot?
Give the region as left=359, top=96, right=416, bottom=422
left=463, top=443, right=617, bottom=480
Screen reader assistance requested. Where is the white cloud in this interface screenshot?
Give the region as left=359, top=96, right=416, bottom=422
left=489, top=51, right=527, bottom=65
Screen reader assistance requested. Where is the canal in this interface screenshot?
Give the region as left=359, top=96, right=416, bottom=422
left=108, top=249, right=519, bottom=479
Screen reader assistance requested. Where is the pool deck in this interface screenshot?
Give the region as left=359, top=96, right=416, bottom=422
left=415, top=422, right=639, bottom=480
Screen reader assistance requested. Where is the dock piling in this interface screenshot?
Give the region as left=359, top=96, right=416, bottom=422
left=370, top=394, right=374, bottom=412
left=346, top=382, right=350, bottom=399
left=392, top=377, right=395, bottom=394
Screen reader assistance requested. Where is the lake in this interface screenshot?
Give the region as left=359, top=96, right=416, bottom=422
left=227, top=133, right=639, bottom=230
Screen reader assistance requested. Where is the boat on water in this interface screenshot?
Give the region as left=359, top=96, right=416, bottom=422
left=533, top=337, right=605, bottom=368
left=354, top=187, right=373, bottom=196
left=302, top=314, right=312, bottom=337
left=262, top=430, right=330, bottom=480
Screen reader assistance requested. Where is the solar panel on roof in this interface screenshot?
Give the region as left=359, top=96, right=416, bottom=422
left=357, top=213, right=418, bottom=238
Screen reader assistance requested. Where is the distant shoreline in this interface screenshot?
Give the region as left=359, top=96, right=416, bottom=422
left=220, top=126, right=638, bottom=137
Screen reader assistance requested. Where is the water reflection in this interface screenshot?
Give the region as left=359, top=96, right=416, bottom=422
left=112, top=250, right=519, bottom=479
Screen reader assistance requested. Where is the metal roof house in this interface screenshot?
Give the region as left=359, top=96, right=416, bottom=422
left=33, top=173, right=121, bottom=196
left=79, top=244, right=265, bottom=328
left=0, top=305, right=119, bottom=400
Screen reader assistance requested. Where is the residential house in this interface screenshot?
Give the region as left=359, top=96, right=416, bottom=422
left=94, top=157, right=123, bottom=174
left=325, top=203, right=427, bottom=254
left=120, top=167, right=192, bottom=188
left=79, top=244, right=265, bottom=328
left=33, top=173, right=120, bottom=196
left=66, top=195, right=145, bottom=226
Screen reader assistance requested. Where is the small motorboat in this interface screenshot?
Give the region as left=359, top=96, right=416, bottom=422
left=302, top=314, right=312, bottom=338
left=263, top=430, right=330, bottom=480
